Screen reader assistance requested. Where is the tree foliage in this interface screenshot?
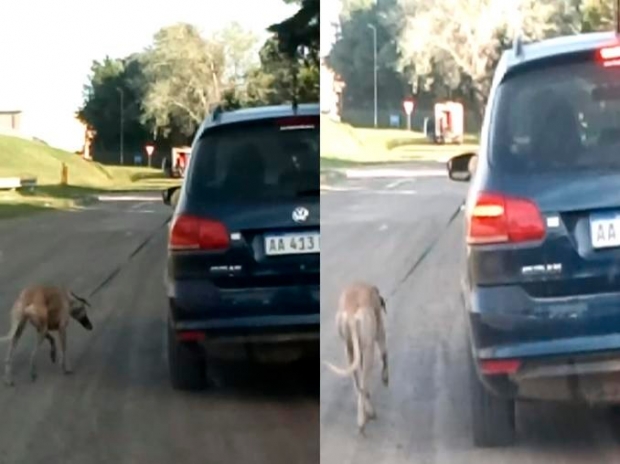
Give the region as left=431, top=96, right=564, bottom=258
left=328, top=0, right=617, bottom=126
left=327, top=0, right=408, bottom=111
left=78, top=4, right=319, bottom=163
left=268, top=0, right=319, bottom=62
left=140, top=23, right=225, bottom=137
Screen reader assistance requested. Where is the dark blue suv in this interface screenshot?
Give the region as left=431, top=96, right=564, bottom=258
left=162, top=103, right=319, bottom=390
left=448, top=32, right=620, bottom=447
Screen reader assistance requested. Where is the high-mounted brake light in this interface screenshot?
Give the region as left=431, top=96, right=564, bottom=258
left=169, top=214, right=230, bottom=251
left=277, top=116, right=318, bottom=131
left=466, top=192, right=545, bottom=245
left=598, top=45, right=620, bottom=67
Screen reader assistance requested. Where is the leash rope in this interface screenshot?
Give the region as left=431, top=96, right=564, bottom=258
left=86, top=216, right=171, bottom=300
left=383, top=201, right=464, bottom=304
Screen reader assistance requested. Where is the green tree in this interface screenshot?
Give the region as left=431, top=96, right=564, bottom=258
left=216, top=21, right=261, bottom=91
left=396, top=0, right=561, bottom=118
left=581, top=0, right=614, bottom=32
left=327, top=1, right=408, bottom=115
left=140, top=23, right=225, bottom=138
left=268, top=0, right=319, bottom=62
left=77, top=55, right=149, bottom=154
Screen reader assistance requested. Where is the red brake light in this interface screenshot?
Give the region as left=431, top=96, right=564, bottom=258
left=169, top=215, right=230, bottom=251
left=177, top=330, right=206, bottom=342
left=277, top=116, right=318, bottom=130
left=480, top=359, right=521, bottom=376
left=466, top=192, right=545, bottom=245
left=598, top=45, right=620, bottom=67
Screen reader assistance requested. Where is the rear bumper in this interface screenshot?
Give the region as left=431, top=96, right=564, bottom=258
left=466, top=282, right=620, bottom=402
left=167, top=279, right=319, bottom=343
left=467, top=283, right=620, bottom=359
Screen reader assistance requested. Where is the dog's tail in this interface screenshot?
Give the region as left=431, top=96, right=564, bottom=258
left=0, top=321, right=18, bottom=343
left=323, top=316, right=362, bottom=377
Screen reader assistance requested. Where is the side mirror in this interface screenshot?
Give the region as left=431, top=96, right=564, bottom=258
left=162, top=186, right=181, bottom=206
left=447, top=152, right=477, bottom=182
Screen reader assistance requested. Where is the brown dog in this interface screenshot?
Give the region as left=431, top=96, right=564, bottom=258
left=0, top=286, right=93, bottom=386
left=323, top=282, right=388, bottom=434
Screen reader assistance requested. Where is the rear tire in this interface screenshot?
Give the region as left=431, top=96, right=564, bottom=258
left=167, top=320, right=207, bottom=391
left=469, top=350, right=516, bottom=447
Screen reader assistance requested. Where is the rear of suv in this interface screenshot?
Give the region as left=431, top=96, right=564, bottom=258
left=448, top=32, right=620, bottom=447
left=163, top=103, right=320, bottom=390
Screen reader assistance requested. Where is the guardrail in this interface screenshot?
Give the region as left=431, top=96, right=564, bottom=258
left=0, top=177, right=38, bottom=192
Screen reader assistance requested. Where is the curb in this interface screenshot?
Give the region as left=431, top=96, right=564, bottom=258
left=320, top=170, right=346, bottom=186
left=74, top=195, right=100, bottom=207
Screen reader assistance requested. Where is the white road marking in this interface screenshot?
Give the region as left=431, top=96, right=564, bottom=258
left=344, top=168, right=446, bottom=179
left=365, top=189, right=417, bottom=195
left=386, top=179, right=414, bottom=189
left=320, top=185, right=363, bottom=192
left=130, top=202, right=148, bottom=210
left=97, top=195, right=161, bottom=202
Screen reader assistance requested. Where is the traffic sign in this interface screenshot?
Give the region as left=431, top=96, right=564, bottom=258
left=403, top=99, right=415, bottom=115
left=145, top=144, right=155, bottom=156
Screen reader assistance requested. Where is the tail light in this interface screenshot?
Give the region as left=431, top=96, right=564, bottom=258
left=169, top=214, right=230, bottom=251
left=177, top=330, right=206, bottom=342
left=480, top=359, right=521, bottom=376
left=598, top=45, right=620, bottom=67
left=467, top=192, right=545, bottom=245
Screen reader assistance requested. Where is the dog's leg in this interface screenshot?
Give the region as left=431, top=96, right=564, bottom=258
left=361, top=341, right=376, bottom=421
left=4, top=317, right=26, bottom=386
left=59, top=327, right=72, bottom=374
left=29, top=330, right=46, bottom=382
left=377, top=315, right=389, bottom=387
left=357, top=387, right=367, bottom=435
left=46, top=333, right=57, bottom=364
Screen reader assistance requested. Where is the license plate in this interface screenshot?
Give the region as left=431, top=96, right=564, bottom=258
left=264, top=232, right=320, bottom=256
left=590, top=212, right=620, bottom=249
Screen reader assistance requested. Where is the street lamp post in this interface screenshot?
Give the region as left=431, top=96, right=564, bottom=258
left=117, top=88, right=124, bottom=166
left=368, top=24, right=378, bottom=128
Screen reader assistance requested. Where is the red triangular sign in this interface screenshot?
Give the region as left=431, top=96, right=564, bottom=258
left=145, top=144, right=155, bottom=156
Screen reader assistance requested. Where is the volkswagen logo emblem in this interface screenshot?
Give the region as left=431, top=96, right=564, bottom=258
left=292, top=206, right=309, bottom=223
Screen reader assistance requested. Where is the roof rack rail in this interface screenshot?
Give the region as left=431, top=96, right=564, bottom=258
left=513, top=34, right=523, bottom=58
left=211, top=104, right=224, bottom=122
left=512, top=2, right=524, bottom=59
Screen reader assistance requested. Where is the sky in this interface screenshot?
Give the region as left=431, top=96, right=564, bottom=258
left=0, top=0, right=297, bottom=151
left=320, top=0, right=342, bottom=57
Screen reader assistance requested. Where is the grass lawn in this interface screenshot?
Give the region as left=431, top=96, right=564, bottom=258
left=320, top=115, right=479, bottom=167
left=0, top=134, right=180, bottom=218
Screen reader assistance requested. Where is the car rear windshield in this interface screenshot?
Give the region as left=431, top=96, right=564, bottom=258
left=491, top=58, right=620, bottom=173
left=186, top=115, right=319, bottom=202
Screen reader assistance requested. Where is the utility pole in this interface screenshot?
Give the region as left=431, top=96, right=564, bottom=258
left=368, top=23, right=378, bottom=128
left=117, top=88, right=124, bottom=165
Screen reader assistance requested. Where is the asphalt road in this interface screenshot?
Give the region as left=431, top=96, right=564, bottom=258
left=0, top=194, right=317, bottom=464
left=320, top=168, right=620, bottom=464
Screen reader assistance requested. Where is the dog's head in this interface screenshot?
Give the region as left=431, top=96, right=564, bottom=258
left=69, top=291, right=93, bottom=331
